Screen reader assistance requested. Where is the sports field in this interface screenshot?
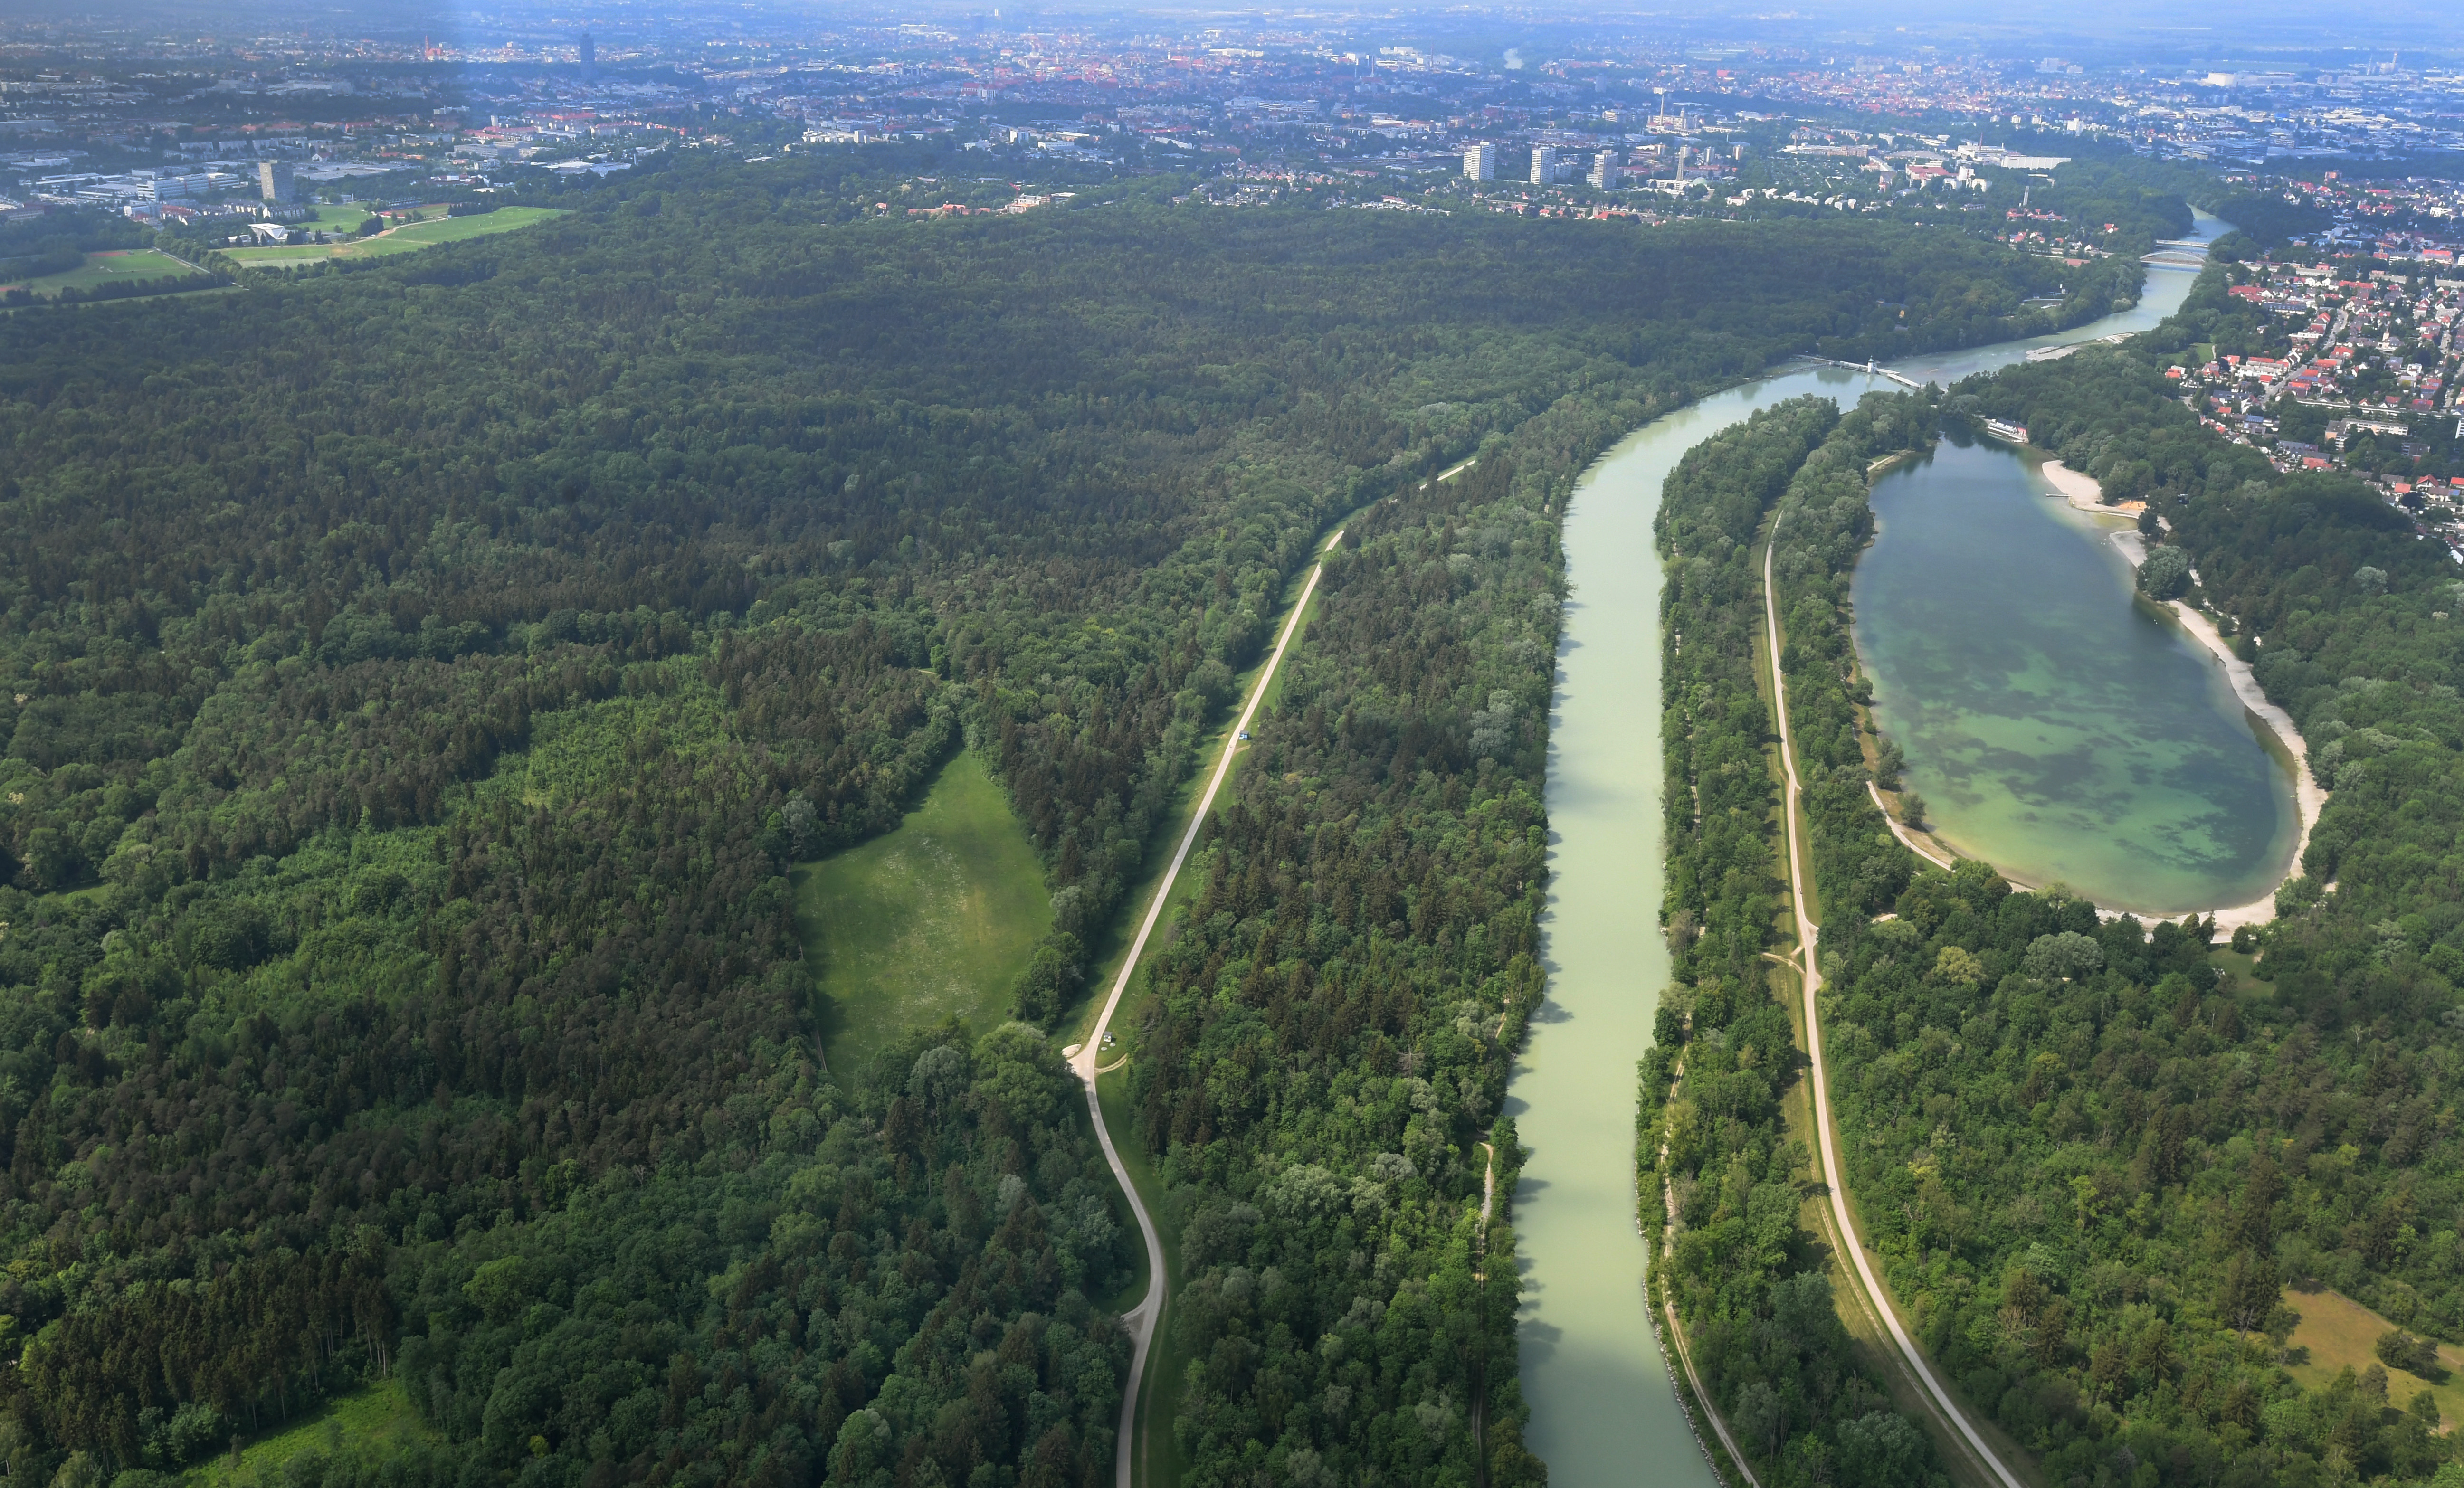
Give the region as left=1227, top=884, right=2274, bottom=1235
left=221, top=206, right=566, bottom=269
left=791, top=751, right=1053, bottom=1080
left=0, top=248, right=209, bottom=298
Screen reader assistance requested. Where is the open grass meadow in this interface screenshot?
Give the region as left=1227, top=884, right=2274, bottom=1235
left=793, top=751, right=1052, bottom=1080
left=180, top=1379, right=441, bottom=1486
left=373, top=208, right=566, bottom=248
left=0, top=247, right=209, bottom=299
left=220, top=206, right=566, bottom=269
left=2280, top=1286, right=2464, bottom=1430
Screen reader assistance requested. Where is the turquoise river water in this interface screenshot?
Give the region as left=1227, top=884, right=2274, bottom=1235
left=1506, top=209, right=2256, bottom=1486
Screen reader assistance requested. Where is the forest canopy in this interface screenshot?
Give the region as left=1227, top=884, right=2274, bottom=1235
left=0, top=151, right=2111, bottom=1486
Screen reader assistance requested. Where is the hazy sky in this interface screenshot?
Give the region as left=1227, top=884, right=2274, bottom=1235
left=13, top=0, right=2461, bottom=61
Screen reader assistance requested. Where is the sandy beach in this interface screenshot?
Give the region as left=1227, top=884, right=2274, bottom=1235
left=2037, top=458, right=2106, bottom=512
left=2038, top=457, right=2146, bottom=516
left=2157, top=602, right=2327, bottom=929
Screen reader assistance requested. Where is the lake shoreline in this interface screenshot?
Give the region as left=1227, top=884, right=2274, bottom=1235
left=2161, top=601, right=2327, bottom=929
left=2038, top=458, right=2109, bottom=513
left=1986, top=458, right=2325, bottom=929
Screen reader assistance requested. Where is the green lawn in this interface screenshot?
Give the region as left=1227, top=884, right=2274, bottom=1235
left=223, top=207, right=566, bottom=269
left=181, top=1379, right=439, bottom=1485
left=793, top=751, right=1052, bottom=1080
left=376, top=208, right=566, bottom=247
left=301, top=205, right=379, bottom=233
left=0, top=248, right=207, bottom=298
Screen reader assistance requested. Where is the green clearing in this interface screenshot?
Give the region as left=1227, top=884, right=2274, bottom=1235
left=2280, top=1287, right=2464, bottom=1430
left=0, top=248, right=208, bottom=298
left=792, top=750, right=1051, bottom=1079
left=33, top=882, right=110, bottom=907
left=223, top=207, right=565, bottom=269
left=502, top=680, right=731, bottom=809
left=2211, top=945, right=2263, bottom=992
left=301, top=205, right=379, bottom=233
left=181, top=1379, right=440, bottom=1486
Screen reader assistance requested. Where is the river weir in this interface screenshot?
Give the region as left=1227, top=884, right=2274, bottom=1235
left=1506, top=210, right=2231, bottom=1485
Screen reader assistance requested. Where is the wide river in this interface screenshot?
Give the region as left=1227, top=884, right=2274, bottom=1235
left=1506, top=209, right=2243, bottom=1486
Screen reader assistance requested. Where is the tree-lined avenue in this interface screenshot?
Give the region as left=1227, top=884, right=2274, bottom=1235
left=1070, top=527, right=1343, bottom=1488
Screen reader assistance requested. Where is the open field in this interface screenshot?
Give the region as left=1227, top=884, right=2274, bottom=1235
left=0, top=248, right=209, bottom=299
left=222, top=206, right=565, bottom=269
left=296, top=205, right=379, bottom=233
left=2280, top=1287, right=2464, bottom=1429
left=181, top=1379, right=440, bottom=1485
left=792, top=751, right=1051, bottom=1080
left=375, top=209, right=566, bottom=248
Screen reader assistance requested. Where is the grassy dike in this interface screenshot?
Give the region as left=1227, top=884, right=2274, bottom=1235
left=1752, top=506, right=2047, bottom=1488
left=1642, top=394, right=1997, bottom=1488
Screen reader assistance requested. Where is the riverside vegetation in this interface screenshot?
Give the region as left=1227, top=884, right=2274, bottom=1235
left=0, top=144, right=2149, bottom=1487
left=1647, top=394, right=1958, bottom=1488
left=1649, top=253, right=2464, bottom=1488
left=1124, top=448, right=1567, bottom=1488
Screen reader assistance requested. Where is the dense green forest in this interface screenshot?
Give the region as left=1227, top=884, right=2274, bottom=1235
left=1122, top=441, right=1569, bottom=1488
left=1647, top=251, right=2464, bottom=1485
left=0, top=146, right=2125, bottom=1486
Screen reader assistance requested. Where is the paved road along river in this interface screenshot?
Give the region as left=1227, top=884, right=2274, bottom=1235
left=1505, top=210, right=2230, bottom=1487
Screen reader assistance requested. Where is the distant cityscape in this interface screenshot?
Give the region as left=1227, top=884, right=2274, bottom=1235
left=3, top=5, right=2463, bottom=494
left=3, top=12, right=2463, bottom=227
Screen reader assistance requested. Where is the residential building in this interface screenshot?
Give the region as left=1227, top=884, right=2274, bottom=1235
left=1463, top=142, right=1494, bottom=180
left=1588, top=151, right=1618, bottom=189
left=258, top=161, right=297, bottom=202
left=1530, top=145, right=1556, bottom=184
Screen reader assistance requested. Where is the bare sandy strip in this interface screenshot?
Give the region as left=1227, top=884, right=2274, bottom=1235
left=2157, top=601, right=2326, bottom=930
left=2037, top=458, right=2108, bottom=513
left=1866, top=779, right=1953, bottom=870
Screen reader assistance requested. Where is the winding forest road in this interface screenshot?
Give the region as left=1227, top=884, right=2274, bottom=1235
left=1072, top=529, right=1341, bottom=1488
left=1761, top=517, right=2030, bottom=1488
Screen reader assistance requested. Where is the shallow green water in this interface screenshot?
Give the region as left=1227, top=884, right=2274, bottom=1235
left=1851, top=439, right=2297, bottom=914
left=1511, top=213, right=2233, bottom=1484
